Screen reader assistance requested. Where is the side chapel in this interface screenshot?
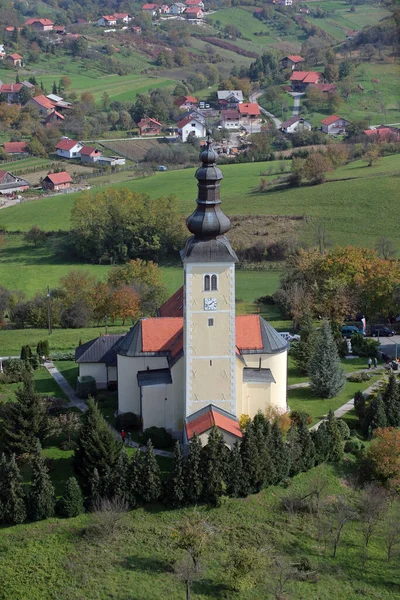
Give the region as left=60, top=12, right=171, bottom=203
left=76, top=139, right=288, bottom=445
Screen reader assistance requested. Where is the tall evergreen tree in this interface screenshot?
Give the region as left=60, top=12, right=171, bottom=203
left=308, top=320, right=346, bottom=398
left=382, top=373, right=400, bottom=427
left=252, top=412, right=275, bottom=487
left=59, top=477, right=84, bottom=518
left=74, top=398, right=121, bottom=484
left=325, top=410, right=344, bottom=463
left=112, top=449, right=129, bottom=502
left=141, top=440, right=161, bottom=503
left=0, top=453, right=26, bottom=525
left=27, top=442, right=55, bottom=521
left=184, top=434, right=203, bottom=505
left=200, top=427, right=227, bottom=505
left=290, top=315, right=315, bottom=374
left=287, top=423, right=303, bottom=476
left=1, top=374, right=52, bottom=455
left=269, top=420, right=290, bottom=484
left=87, top=467, right=102, bottom=511
left=226, top=442, right=243, bottom=497
left=52, top=81, right=57, bottom=95
left=240, top=423, right=264, bottom=494
left=312, top=422, right=330, bottom=464
left=127, top=450, right=143, bottom=508
left=100, top=464, right=113, bottom=499
left=297, top=420, right=316, bottom=471
left=354, top=390, right=366, bottom=422
left=167, top=441, right=186, bottom=507
left=366, top=393, right=387, bottom=435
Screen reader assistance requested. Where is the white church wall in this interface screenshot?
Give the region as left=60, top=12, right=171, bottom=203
left=142, top=385, right=170, bottom=430
left=117, top=355, right=168, bottom=414
left=79, top=363, right=107, bottom=389
left=169, top=359, right=185, bottom=431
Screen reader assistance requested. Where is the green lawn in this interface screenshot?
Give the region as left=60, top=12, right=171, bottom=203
left=287, top=355, right=382, bottom=385
left=0, top=366, right=68, bottom=403
left=1, top=156, right=399, bottom=252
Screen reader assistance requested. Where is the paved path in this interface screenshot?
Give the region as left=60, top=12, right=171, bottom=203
left=249, top=89, right=282, bottom=128
left=287, top=367, right=384, bottom=390
left=43, top=361, right=173, bottom=458
left=310, top=376, right=385, bottom=431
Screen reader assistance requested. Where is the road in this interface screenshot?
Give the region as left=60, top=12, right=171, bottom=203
left=249, top=90, right=282, bottom=128
left=377, top=335, right=400, bottom=359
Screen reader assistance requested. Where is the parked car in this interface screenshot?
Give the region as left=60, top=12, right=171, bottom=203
left=157, top=165, right=167, bottom=171
left=341, top=325, right=364, bottom=338
left=371, top=325, right=395, bottom=337
left=279, top=332, right=300, bottom=342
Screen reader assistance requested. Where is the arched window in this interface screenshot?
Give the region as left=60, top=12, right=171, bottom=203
left=211, top=274, right=218, bottom=291
left=204, top=275, right=210, bottom=291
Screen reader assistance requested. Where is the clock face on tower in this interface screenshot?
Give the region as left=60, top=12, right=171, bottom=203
left=204, top=297, right=217, bottom=311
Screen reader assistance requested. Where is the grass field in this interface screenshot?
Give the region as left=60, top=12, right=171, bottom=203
left=0, top=366, right=68, bottom=403
left=1, top=156, right=399, bottom=253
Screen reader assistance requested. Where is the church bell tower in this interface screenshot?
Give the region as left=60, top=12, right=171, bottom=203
left=181, top=135, right=238, bottom=419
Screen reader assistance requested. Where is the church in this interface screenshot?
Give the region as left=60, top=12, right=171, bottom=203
left=75, top=139, right=288, bottom=445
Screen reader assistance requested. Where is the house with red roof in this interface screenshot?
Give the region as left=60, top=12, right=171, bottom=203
left=363, top=126, right=400, bottom=142
left=177, top=114, right=206, bottom=142
left=281, top=116, right=311, bottom=134
left=313, top=83, right=337, bottom=94
left=3, top=141, right=29, bottom=156
left=281, top=55, right=304, bottom=71
left=27, top=94, right=56, bottom=115
left=25, top=18, right=54, bottom=31
left=0, top=82, right=23, bottom=103
left=0, top=170, right=30, bottom=195
left=55, top=137, right=83, bottom=159
left=174, top=95, right=198, bottom=110
left=42, top=171, right=73, bottom=191
left=220, top=109, right=240, bottom=129
left=97, top=15, right=117, bottom=26
left=142, top=4, right=159, bottom=15
left=237, top=102, right=261, bottom=129
left=185, top=6, right=204, bottom=18
left=6, top=53, right=22, bottom=67
left=321, top=114, right=350, bottom=134
left=186, top=0, right=204, bottom=6
left=114, top=13, right=131, bottom=23
left=137, top=116, right=162, bottom=136
left=76, top=141, right=288, bottom=444
left=80, top=145, right=102, bottom=163
left=289, top=71, right=321, bottom=92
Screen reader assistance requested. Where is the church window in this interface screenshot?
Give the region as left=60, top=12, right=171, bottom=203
left=204, top=274, right=210, bottom=291
left=211, top=274, right=218, bottom=291
left=208, top=318, right=214, bottom=327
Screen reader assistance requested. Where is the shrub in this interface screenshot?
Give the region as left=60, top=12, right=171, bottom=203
left=115, top=412, right=141, bottom=431
left=255, top=295, right=275, bottom=305
left=348, top=372, right=371, bottom=383
left=2, top=358, right=29, bottom=383
left=140, top=426, right=173, bottom=449
left=336, top=419, right=351, bottom=440
left=76, top=376, right=97, bottom=399
left=58, top=477, right=84, bottom=518
left=50, top=351, right=75, bottom=361
left=344, top=439, right=363, bottom=454
left=350, top=334, right=379, bottom=358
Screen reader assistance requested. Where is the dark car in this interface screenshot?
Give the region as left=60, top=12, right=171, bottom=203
left=371, top=325, right=395, bottom=337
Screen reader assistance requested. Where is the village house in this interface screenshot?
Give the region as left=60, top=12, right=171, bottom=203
left=281, top=116, right=312, bottom=134
left=0, top=170, right=29, bottom=195
left=346, top=30, right=358, bottom=40
left=290, top=71, right=321, bottom=92
left=238, top=102, right=261, bottom=129
left=186, top=0, right=205, bottom=7
left=364, top=126, right=400, bottom=142
left=3, top=141, right=29, bottom=156
left=313, top=83, right=337, bottom=94
left=97, top=15, right=117, bottom=26
left=321, top=115, right=351, bottom=134
left=137, top=116, right=162, bottom=136
left=160, top=5, right=170, bottom=14
left=80, top=146, right=102, bottom=163
left=45, top=110, right=65, bottom=125
left=5, top=27, right=22, bottom=35
left=28, top=95, right=56, bottom=116
left=24, top=18, right=54, bottom=31
left=132, top=26, right=142, bottom=34
left=280, top=55, right=304, bottom=71
left=76, top=142, right=288, bottom=444
left=6, top=54, right=22, bottom=67
left=53, top=25, right=66, bottom=34
left=114, top=13, right=131, bottom=23
left=177, top=115, right=206, bottom=142
left=142, top=4, right=159, bottom=15
left=170, top=3, right=186, bottom=14
left=217, top=90, right=243, bottom=109
left=185, top=7, right=204, bottom=18
left=0, top=82, right=23, bottom=103
left=98, top=156, right=126, bottom=167
left=175, top=95, right=198, bottom=110
left=55, top=138, right=83, bottom=159
left=220, top=109, right=240, bottom=129
left=42, top=171, right=72, bottom=192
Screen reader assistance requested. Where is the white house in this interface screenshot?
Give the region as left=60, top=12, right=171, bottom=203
left=281, top=116, right=312, bottom=134
left=55, top=138, right=83, bottom=159
left=114, top=13, right=131, bottom=23
left=220, top=109, right=240, bottom=129
left=177, top=115, right=206, bottom=142
left=97, top=15, right=117, bottom=26
left=217, top=90, right=243, bottom=108
left=321, top=115, right=351, bottom=135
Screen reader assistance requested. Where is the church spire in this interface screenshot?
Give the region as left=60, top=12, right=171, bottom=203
left=181, top=132, right=238, bottom=264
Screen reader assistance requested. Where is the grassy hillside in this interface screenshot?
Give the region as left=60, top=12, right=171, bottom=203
left=1, top=155, right=399, bottom=251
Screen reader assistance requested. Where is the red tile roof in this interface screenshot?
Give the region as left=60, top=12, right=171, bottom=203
left=80, top=145, right=101, bottom=156
left=186, top=0, right=202, bottom=4
left=31, top=94, right=55, bottom=109
left=177, top=115, right=203, bottom=129
left=142, top=4, right=157, bottom=9
left=7, top=53, right=23, bottom=60
left=238, top=102, right=260, bottom=116
left=321, top=114, right=342, bottom=126
left=114, top=12, right=129, bottom=18
left=45, top=171, right=72, bottom=185
left=25, top=18, right=54, bottom=26
left=186, top=7, right=202, bottom=13
left=137, top=116, right=162, bottom=128
left=0, top=83, right=22, bottom=93
left=102, top=15, right=116, bottom=20
left=313, top=83, right=337, bottom=93
left=285, top=55, right=304, bottom=63
left=142, top=317, right=183, bottom=352
left=4, top=142, right=28, bottom=153
left=290, top=71, right=320, bottom=83
left=159, top=286, right=184, bottom=317
left=55, top=138, right=79, bottom=151
left=174, top=95, right=198, bottom=106
left=364, top=127, right=399, bottom=140
left=236, top=315, right=263, bottom=350
left=186, top=406, right=242, bottom=440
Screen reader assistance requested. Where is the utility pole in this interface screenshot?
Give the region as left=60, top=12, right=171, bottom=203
left=47, top=286, right=52, bottom=335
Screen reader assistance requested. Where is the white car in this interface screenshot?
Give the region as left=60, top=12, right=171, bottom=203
left=279, top=332, right=300, bottom=342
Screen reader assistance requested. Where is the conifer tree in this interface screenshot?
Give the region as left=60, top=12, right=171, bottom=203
left=184, top=433, right=203, bottom=505
left=112, top=449, right=129, bottom=502
left=354, top=390, right=366, bottom=423
left=27, top=441, right=55, bottom=521
left=240, top=423, right=263, bottom=494
left=59, top=477, right=84, bottom=518
left=308, top=320, right=346, bottom=398
left=269, top=420, right=290, bottom=484
left=287, top=423, right=302, bottom=476
left=382, top=373, right=400, bottom=427
left=366, top=393, right=387, bottom=435
left=141, top=440, right=161, bottom=503
left=297, top=420, right=316, bottom=471
left=252, top=411, right=275, bottom=486
left=100, top=464, right=113, bottom=499
left=312, top=422, right=330, bottom=464
left=290, top=315, right=315, bottom=374
left=168, top=441, right=186, bottom=507
left=0, top=453, right=26, bottom=525
left=52, top=81, right=57, bottom=95
left=20, top=345, right=32, bottom=360
left=74, top=398, right=121, bottom=483
left=87, top=467, right=101, bottom=511
left=200, top=426, right=227, bottom=505
left=2, top=373, right=51, bottom=455
left=325, top=410, right=344, bottom=463
left=226, top=442, right=243, bottom=497
left=127, top=450, right=143, bottom=508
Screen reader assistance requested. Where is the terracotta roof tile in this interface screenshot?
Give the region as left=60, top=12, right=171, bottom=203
left=321, top=114, right=342, bottom=126
left=236, top=314, right=263, bottom=350
left=238, top=102, right=260, bottom=116
left=186, top=405, right=242, bottom=439
left=141, top=317, right=183, bottom=352
left=55, top=138, right=79, bottom=151
left=45, top=171, right=72, bottom=185
left=285, top=55, right=304, bottom=62
left=4, top=142, right=28, bottom=153
left=159, top=286, right=184, bottom=317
